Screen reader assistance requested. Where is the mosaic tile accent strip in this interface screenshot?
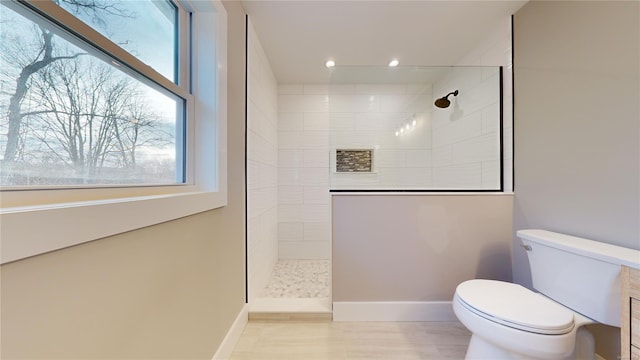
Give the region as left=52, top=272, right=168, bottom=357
left=261, top=260, right=330, bottom=298
left=336, top=149, right=373, bottom=172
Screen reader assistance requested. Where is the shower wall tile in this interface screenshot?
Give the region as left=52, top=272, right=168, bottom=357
left=303, top=186, right=330, bottom=204
left=276, top=138, right=331, bottom=238
left=302, top=167, right=330, bottom=186
left=380, top=167, right=431, bottom=187
left=303, top=94, right=330, bottom=112
left=330, top=85, right=357, bottom=94
left=304, top=84, right=355, bottom=95
left=278, top=112, right=303, bottom=131
left=279, top=149, right=304, bottom=167
left=279, top=241, right=329, bottom=260
left=331, top=173, right=382, bottom=188
left=278, top=167, right=302, bottom=186
left=481, top=102, right=501, bottom=135
left=406, top=149, right=431, bottom=168
left=304, top=132, right=330, bottom=149
left=247, top=160, right=263, bottom=190
left=249, top=187, right=278, bottom=218
left=304, top=222, right=330, bottom=242
left=260, top=134, right=279, bottom=165
left=329, top=94, right=381, bottom=113
left=450, top=67, right=484, bottom=93
left=279, top=95, right=306, bottom=113
left=375, top=149, right=406, bottom=168
left=356, top=84, right=407, bottom=95
left=303, top=113, right=330, bottom=131
left=302, top=204, right=330, bottom=222
left=303, top=149, right=330, bottom=168
left=279, top=205, right=304, bottom=223
left=432, top=145, right=453, bottom=167
left=278, top=131, right=304, bottom=149
left=451, top=133, right=499, bottom=165
left=278, top=204, right=330, bottom=224
left=279, top=84, right=303, bottom=95
left=462, top=74, right=500, bottom=115
left=329, top=113, right=356, bottom=131
left=354, top=116, right=386, bottom=131
left=248, top=161, right=277, bottom=190
left=432, top=163, right=482, bottom=188
left=481, top=160, right=501, bottom=189
left=432, top=112, right=483, bottom=148
left=380, top=94, right=433, bottom=113
left=279, top=131, right=329, bottom=150
left=303, top=84, right=331, bottom=95
left=278, top=222, right=304, bottom=242
left=247, top=20, right=279, bottom=302
left=407, top=83, right=434, bottom=95
left=278, top=186, right=304, bottom=205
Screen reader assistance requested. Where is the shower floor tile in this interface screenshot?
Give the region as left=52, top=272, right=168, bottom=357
left=261, top=260, right=330, bottom=298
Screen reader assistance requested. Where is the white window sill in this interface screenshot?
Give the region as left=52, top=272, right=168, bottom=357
left=0, top=191, right=226, bottom=264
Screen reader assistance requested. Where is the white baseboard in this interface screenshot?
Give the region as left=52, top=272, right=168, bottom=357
left=332, top=301, right=456, bottom=322
left=212, top=303, right=248, bottom=360
left=595, top=354, right=605, bottom=360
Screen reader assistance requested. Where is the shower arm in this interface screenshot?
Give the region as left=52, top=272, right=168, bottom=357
left=445, top=90, right=459, bottom=98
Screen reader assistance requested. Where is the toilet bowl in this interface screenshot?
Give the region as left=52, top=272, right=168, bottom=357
left=453, top=279, right=594, bottom=360
left=453, top=229, right=640, bottom=360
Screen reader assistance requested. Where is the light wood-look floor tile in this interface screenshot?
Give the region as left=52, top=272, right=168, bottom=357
left=230, top=321, right=470, bottom=359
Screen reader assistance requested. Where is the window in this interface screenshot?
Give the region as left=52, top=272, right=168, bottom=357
left=1, top=1, right=186, bottom=187
left=0, top=0, right=228, bottom=263
left=57, top=0, right=179, bottom=82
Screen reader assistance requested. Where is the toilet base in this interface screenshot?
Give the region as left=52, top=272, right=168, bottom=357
left=465, top=328, right=595, bottom=360
left=465, top=335, right=535, bottom=360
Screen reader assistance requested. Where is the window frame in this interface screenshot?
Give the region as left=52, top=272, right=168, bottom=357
left=0, top=0, right=228, bottom=264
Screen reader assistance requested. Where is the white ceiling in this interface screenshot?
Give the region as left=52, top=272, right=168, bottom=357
left=241, top=0, right=527, bottom=84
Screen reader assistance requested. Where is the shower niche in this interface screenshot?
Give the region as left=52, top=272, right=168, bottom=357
left=335, top=149, right=374, bottom=173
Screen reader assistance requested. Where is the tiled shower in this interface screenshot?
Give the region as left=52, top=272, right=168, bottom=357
left=247, top=16, right=513, bottom=311
left=247, top=20, right=333, bottom=311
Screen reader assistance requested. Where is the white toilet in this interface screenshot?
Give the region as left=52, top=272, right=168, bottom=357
left=453, top=229, right=640, bottom=360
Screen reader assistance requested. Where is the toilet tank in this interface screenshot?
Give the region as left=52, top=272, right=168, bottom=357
left=517, top=229, right=640, bottom=327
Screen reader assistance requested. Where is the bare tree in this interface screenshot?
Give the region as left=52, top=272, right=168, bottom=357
left=24, top=55, right=172, bottom=183
left=3, top=25, right=85, bottom=165
left=1, top=1, right=173, bottom=185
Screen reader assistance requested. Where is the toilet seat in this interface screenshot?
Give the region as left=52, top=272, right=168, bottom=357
left=455, top=279, right=575, bottom=335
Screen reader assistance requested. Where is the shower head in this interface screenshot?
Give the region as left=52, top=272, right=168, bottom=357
left=434, top=90, right=459, bottom=108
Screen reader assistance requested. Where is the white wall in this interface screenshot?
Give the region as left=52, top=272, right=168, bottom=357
left=277, top=85, right=332, bottom=259
left=513, top=2, right=639, bottom=359
left=328, top=84, right=434, bottom=189
left=247, top=20, right=279, bottom=301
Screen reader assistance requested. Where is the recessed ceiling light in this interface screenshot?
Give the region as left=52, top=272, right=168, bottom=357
left=325, top=60, right=335, bottom=68
left=389, top=59, right=399, bottom=67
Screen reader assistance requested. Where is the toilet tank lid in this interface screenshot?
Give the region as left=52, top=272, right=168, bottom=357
left=517, top=229, right=640, bottom=269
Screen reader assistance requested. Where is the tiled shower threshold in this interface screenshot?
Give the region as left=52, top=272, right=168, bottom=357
left=249, top=297, right=332, bottom=320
